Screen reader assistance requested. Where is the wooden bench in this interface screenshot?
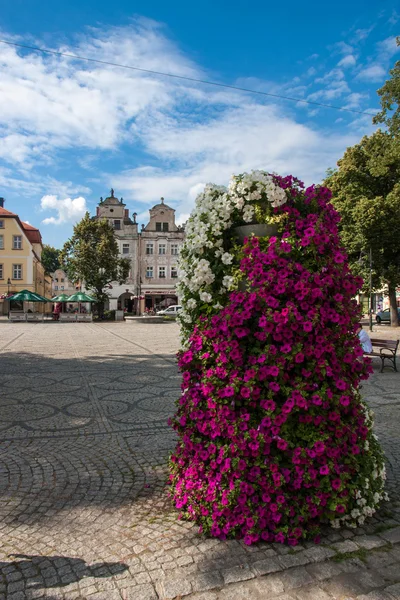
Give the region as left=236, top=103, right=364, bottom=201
left=369, top=339, right=399, bottom=372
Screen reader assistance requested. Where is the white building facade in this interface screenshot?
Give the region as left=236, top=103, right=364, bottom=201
left=94, top=191, right=184, bottom=314
left=139, top=198, right=185, bottom=312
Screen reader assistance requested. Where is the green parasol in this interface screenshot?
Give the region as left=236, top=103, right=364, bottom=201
left=52, top=293, right=71, bottom=302
left=66, top=292, right=96, bottom=302
left=8, top=289, right=52, bottom=302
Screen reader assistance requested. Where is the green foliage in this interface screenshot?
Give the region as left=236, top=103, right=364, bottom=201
left=60, top=213, right=130, bottom=311
left=41, top=244, right=61, bottom=274
left=373, top=37, right=400, bottom=136
left=324, top=130, right=400, bottom=325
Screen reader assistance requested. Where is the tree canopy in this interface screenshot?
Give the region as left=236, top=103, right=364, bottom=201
left=373, top=37, right=400, bottom=136
left=41, top=244, right=61, bottom=274
left=60, top=213, right=130, bottom=312
left=325, top=130, right=400, bottom=326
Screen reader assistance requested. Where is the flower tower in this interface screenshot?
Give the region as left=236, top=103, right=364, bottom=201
left=169, top=172, right=387, bottom=545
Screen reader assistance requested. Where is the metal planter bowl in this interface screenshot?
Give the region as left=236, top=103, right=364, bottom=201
left=232, top=223, right=279, bottom=244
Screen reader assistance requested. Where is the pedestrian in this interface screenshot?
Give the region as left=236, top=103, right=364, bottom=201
left=357, top=323, right=372, bottom=354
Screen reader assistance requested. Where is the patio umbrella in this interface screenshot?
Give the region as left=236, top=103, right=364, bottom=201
left=51, top=293, right=70, bottom=302
left=8, top=289, right=52, bottom=303
left=66, top=292, right=96, bottom=315
left=66, top=292, right=96, bottom=302
left=51, top=293, right=71, bottom=316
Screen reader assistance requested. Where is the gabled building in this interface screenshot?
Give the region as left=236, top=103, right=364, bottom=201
left=93, top=191, right=185, bottom=314
left=140, top=198, right=185, bottom=312
left=94, top=189, right=139, bottom=312
left=0, top=199, right=52, bottom=314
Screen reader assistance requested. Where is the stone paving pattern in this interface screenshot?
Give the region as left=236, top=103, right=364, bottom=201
left=0, top=321, right=399, bottom=600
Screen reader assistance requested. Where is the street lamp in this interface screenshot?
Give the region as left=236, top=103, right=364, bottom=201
left=358, top=248, right=373, bottom=332
left=368, top=247, right=373, bottom=333
left=7, top=278, right=11, bottom=295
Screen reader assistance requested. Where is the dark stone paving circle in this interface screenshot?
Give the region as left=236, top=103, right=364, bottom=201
left=0, top=322, right=399, bottom=600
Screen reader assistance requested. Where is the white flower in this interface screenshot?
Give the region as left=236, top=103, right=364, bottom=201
left=222, top=275, right=235, bottom=289
left=186, top=298, right=197, bottom=310
left=221, top=252, right=233, bottom=265
left=242, top=206, right=255, bottom=223
left=199, top=292, right=212, bottom=303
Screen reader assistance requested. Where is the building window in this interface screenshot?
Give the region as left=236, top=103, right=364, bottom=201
left=163, top=222, right=169, bottom=232
left=12, top=264, right=22, bottom=279
left=171, top=266, right=178, bottom=278
left=0, top=235, right=3, bottom=249
left=0, top=264, right=3, bottom=279
left=171, top=244, right=179, bottom=255
left=13, top=235, right=22, bottom=249
left=113, top=220, right=121, bottom=230
left=159, top=266, right=166, bottom=278
left=0, top=220, right=4, bottom=228
left=60, top=286, right=64, bottom=290
left=61, top=278, right=64, bottom=282
left=122, top=243, right=130, bottom=254
left=54, top=285, right=59, bottom=290
left=146, top=266, right=153, bottom=278
left=156, top=222, right=162, bottom=232
left=158, top=243, right=166, bottom=255
left=146, top=243, right=153, bottom=255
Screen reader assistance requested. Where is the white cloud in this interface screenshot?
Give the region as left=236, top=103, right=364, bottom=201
left=0, top=21, right=200, bottom=166
left=351, top=27, right=374, bottom=43
left=345, top=92, right=368, bottom=108
left=40, top=195, right=87, bottom=225
left=388, top=10, right=399, bottom=25
left=377, top=36, right=400, bottom=59
left=356, top=64, right=386, bottom=81
left=337, top=55, right=356, bottom=68
left=113, top=102, right=358, bottom=223
left=332, top=42, right=354, bottom=55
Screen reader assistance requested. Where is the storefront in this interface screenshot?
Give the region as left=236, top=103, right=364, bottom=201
left=143, top=289, right=178, bottom=311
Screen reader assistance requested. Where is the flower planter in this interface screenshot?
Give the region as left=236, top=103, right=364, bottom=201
left=232, top=223, right=278, bottom=243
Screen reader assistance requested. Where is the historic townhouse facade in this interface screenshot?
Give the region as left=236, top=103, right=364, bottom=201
left=94, top=191, right=184, bottom=313
left=93, top=189, right=139, bottom=312
left=140, top=198, right=185, bottom=312
left=0, top=199, right=52, bottom=314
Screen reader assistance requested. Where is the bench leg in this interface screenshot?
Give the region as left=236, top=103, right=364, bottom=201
left=381, top=354, right=397, bottom=372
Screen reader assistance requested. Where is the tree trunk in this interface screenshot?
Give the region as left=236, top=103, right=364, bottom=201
left=388, top=283, right=399, bottom=327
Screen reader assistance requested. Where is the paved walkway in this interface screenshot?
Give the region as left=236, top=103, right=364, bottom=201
left=0, top=322, right=399, bottom=600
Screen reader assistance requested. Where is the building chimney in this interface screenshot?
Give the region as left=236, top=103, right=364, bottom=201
left=0, top=197, right=4, bottom=208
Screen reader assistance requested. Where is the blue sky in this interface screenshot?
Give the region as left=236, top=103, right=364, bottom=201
left=0, top=0, right=399, bottom=247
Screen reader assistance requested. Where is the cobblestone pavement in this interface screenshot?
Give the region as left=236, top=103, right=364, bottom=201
left=0, top=321, right=399, bottom=600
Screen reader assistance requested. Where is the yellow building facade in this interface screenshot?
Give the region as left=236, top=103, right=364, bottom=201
left=0, top=204, right=52, bottom=314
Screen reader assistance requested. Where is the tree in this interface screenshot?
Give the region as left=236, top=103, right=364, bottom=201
left=325, top=130, right=400, bottom=327
left=41, top=245, right=61, bottom=274
left=373, top=37, right=400, bottom=136
left=60, top=213, right=130, bottom=316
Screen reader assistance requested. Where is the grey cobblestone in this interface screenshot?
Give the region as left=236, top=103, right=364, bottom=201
left=0, top=322, right=399, bottom=600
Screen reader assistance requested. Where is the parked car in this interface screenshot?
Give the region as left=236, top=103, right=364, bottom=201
left=375, top=308, right=400, bottom=324
left=157, top=305, right=182, bottom=317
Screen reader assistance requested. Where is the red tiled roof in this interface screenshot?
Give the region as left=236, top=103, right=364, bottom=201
left=21, top=221, right=42, bottom=245
left=0, top=208, right=43, bottom=244
left=0, top=206, right=18, bottom=217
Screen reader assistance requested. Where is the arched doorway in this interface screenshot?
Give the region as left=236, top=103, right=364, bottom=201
left=117, top=291, right=134, bottom=313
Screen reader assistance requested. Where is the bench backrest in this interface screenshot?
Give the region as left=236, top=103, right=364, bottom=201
left=371, top=339, right=399, bottom=351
